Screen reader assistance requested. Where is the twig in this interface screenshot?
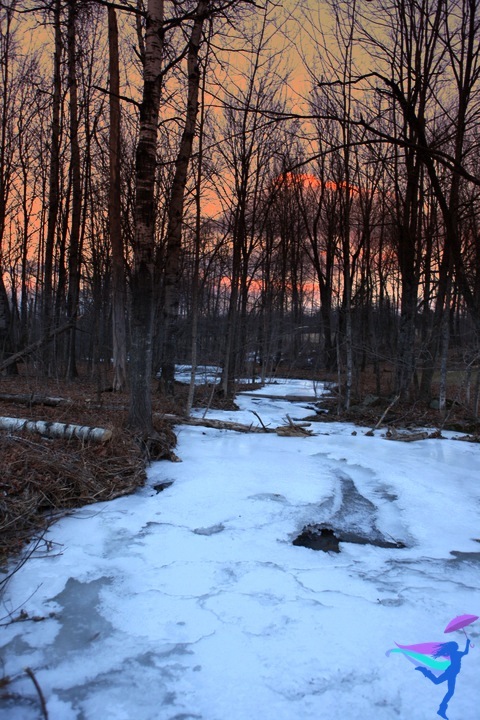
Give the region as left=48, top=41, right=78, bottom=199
left=250, top=410, right=269, bottom=429
left=374, top=395, right=400, bottom=430
left=0, top=533, right=48, bottom=594
left=24, top=667, right=49, bottom=720
left=0, top=580, right=44, bottom=623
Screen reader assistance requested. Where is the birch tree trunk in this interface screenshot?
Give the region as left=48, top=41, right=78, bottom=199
left=0, top=416, right=112, bottom=442
left=108, top=6, right=128, bottom=392
left=159, top=0, right=210, bottom=395
left=127, top=0, right=164, bottom=435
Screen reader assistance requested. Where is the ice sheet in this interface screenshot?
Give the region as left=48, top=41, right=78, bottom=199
left=1, top=380, right=479, bottom=719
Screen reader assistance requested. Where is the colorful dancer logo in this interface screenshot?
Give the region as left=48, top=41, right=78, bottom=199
left=386, top=614, right=477, bottom=719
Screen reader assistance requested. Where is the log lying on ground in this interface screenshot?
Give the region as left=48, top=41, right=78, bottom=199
left=0, top=393, right=71, bottom=407
left=0, top=416, right=112, bottom=442
left=385, top=427, right=442, bottom=442
left=163, top=412, right=314, bottom=436
left=163, top=413, right=274, bottom=433
left=240, top=391, right=317, bottom=403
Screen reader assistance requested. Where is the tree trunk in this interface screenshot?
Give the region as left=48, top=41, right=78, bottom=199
left=66, top=0, right=82, bottom=379
left=221, top=216, right=241, bottom=397
left=438, top=279, right=452, bottom=415
left=395, top=271, right=418, bottom=398
left=127, top=0, right=164, bottom=435
left=159, top=0, right=210, bottom=395
left=0, top=276, right=15, bottom=371
left=0, top=2, right=17, bottom=372
left=42, top=0, right=62, bottom=374
left=186, top=29, right=210, bottom=415
left=108, top=6, right=128, bottom=392
left=419, top=249, right=452, bottom=400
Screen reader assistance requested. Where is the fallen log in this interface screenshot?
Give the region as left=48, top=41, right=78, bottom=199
left=0, top=393, right=71, bottom=407
left=162, top=412, right=315, bottom=437
left=162, top=413, right=273, bottom=433
left=453, top=434, right=480, bottom=443
left=385, top=427, right=442, bottom=442
left=240, top=391, right=316, bottom=402
left=0, top=416, right=112, bottom=443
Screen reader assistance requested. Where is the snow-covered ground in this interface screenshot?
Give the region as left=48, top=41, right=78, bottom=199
left=1, top=378, right=479, bottom=720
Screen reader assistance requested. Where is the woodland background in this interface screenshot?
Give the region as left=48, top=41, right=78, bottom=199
left=0, top=0, right=480, bottom=434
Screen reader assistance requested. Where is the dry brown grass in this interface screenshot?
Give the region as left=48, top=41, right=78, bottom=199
left=0, top=369, right=179, bottom=568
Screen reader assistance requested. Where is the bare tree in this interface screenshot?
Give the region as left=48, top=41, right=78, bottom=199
left=65, top=0, right=83, bottom=379
left=353, top=0, right=480, bottom=397
left=214, top=4, right=290, bottom=396
left=42, top=0, right=62, bottom=373
left=127, top=0, right=164, bottom=435
left=0, top=0, right=21, bottom=371
left=108, top=5, right=128, bottom=391
left=159, top=0, right=212, bottom=396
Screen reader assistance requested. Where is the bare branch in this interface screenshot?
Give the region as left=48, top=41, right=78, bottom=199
left=24, top=667, right=49, bottom=720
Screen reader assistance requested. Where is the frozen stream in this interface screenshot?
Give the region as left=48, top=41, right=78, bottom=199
left=1, top=379, right=479, bottom=719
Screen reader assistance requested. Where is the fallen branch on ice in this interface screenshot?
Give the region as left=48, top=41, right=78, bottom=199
left=385, top=427, right=443, bottom=442
left=162, top=413, right=273, bottom=433
left=452, top=433, right=480, bottom=443
left=162, top=412, right=315, bottom=437
left=24, top=667, right=49, bottom=720
left=275, top=415, right=314, bottom=437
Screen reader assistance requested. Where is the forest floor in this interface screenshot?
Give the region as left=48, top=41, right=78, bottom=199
left=1, top=365, right=479, bottom=569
